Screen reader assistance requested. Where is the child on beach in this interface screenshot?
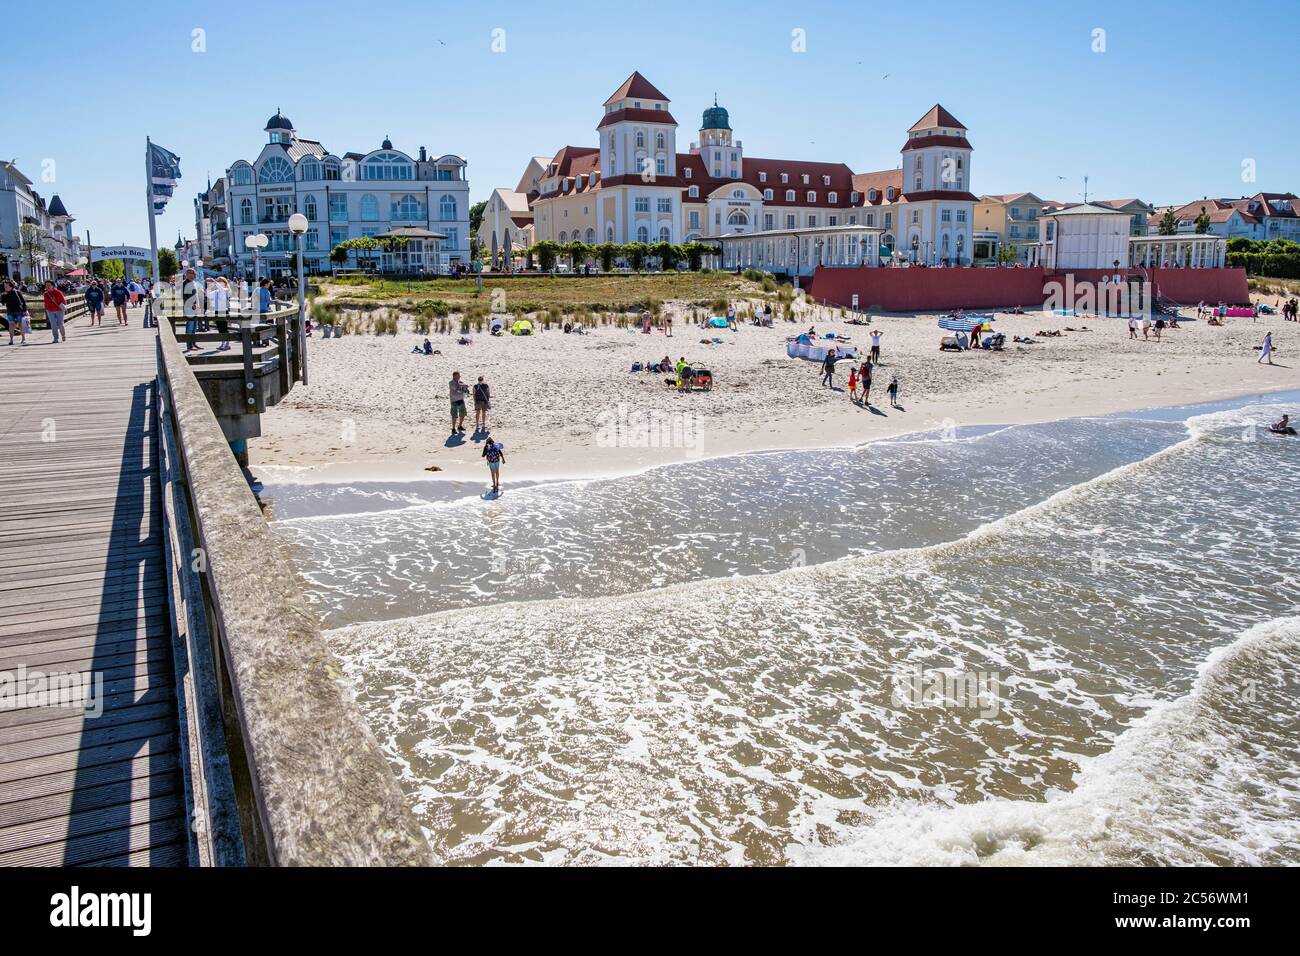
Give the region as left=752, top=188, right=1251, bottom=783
left=482, top=436, right=506, bottom=495
left=847, top=366, right=858, bottom=402
left=888, top=375, right=900, bottom=408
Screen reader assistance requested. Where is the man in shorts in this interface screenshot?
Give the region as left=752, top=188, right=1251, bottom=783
left=84, top=281, right=105, bottom=326
left=449, top=371, right=470, bottom=434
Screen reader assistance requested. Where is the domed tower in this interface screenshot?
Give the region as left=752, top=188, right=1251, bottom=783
left=698, top=96, right=740, bottom=179
left=265, top=109, right=295, bottom=145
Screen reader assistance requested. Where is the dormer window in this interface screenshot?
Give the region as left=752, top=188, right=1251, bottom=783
left=785, top=189, right=795, bottom=201
left=822, top=175, right=830, bottom=186
left=654, top=103, right=661, bottom=110
left=850, top=192, right=858, bottom=203
left=689, top=186, right=698, bottom=198
left=764, top=189, right=773, bottom=200
left=807, top=191, right=817, bottom=203
left=781, top=173, right=788, bottom=183
left=886, top=187, right=896, bottom=200
left=869, top=190, right=878, bottom=202
left=684, top=168, right=692, bottom=179
left=828, top=192, right=838, bottom=204
left=634, top=101, right=641, bottom=108
left=759, top=172, right=767, bottom=182
left=802, top=174, right=809, bottom=185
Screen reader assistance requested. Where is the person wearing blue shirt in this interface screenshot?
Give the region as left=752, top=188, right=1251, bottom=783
left=257, top=278, right=272, bottom=315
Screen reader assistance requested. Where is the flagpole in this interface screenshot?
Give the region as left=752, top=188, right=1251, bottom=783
left=146, top=137, right=161, bottom=299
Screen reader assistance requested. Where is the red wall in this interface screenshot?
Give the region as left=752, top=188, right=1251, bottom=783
left=805, top=265, right=1250, bottom=312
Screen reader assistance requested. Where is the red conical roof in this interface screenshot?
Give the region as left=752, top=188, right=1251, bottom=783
left=604, top=71, right=669, bottom=106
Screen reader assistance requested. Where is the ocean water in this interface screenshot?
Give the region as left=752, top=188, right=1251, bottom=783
left=271, top=394, right=1300, bottom=866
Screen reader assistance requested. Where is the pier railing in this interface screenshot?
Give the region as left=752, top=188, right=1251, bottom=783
left=155, top=319, right=432, bottom=865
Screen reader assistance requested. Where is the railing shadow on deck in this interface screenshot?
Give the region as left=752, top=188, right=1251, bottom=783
left=62, top=381, right=183, bottom=865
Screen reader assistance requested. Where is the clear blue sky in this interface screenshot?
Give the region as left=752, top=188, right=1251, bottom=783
left=11, top=0, right=1298, bottom=248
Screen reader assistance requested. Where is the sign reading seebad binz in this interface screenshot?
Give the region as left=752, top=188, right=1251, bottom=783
left=90, top=246, right=152, bottom=262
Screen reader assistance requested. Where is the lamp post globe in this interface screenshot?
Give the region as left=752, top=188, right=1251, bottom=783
left=287, top=215, right=309, bottom=386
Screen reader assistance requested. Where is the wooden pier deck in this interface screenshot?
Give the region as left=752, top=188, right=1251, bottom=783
left=0, top=313, right=187, bottom=866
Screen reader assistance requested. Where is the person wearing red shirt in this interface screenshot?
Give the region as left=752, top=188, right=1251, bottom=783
left=43, top=280, right=67, bottom=343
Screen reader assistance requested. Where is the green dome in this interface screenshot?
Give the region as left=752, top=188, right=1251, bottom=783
left=701, top=97, right=730, bottom=131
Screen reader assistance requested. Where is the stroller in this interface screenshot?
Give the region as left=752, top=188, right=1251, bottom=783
left=690, top=367, right=714, bottom=390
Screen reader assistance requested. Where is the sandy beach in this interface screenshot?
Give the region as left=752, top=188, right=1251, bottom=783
left=253, top=292, right=1300, bottom=484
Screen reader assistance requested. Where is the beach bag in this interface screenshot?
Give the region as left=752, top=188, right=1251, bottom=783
left=631, top=362, right=643, bottom=372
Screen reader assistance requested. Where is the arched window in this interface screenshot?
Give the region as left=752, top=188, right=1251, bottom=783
left=230, top=164, right=254, bottom=186
left=239, top=198, right=252, bottom=224
left=586, top=228, right=595, bottom=243
left=606, top=225, right=615, bottom=242
left=558, top=231, right=567, bottom=243
left=392, top=194, right=423, bottom=221
left=728, top=210, right=749, bottom=225
left=656, top=132, right=665, bottom=149
left=303, top=195, right=318, bottom=221
left=361, top=151, right=414, bottom=181
left=763, top=189, right=773, bottom=200
left=439, top=195, right=457, bottom=221
left=785, top=190, right=795, bottom=201
left=637, top=225, right=649, bottom=243
left=360, top=194, right=379, bottom=222
left=258, top=156, right=294, bottom=184
left=324, top=158, right=341, bottom=181
left=732, top=190, right=746, bottom=199
left=299, top=161, right=322, bottom=181
left=659, top=226, right=670, bottom=242
left=636, top=131, right=645, bottom=148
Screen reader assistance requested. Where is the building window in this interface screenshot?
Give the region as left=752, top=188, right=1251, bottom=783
left=361, top=152, right=413, bottom=181
left=324, top=159, right=340, bottom=180
left=802, top=174, right=809, bottom=185
left=850, top=192, right=858, bottom=203
left=764, top=214, right=773, bottom=230
left=304, top=230, right=319, bottom=251
left=829, top=215, right=837, bottom=226
left=439, top=195, right=457, bottom=221
left=808, top=191, right=816, bottom=202
left=828, top=192, right=838, bottom=204
left=656, top=157, right=666, bottom=175
left=785, top=214, right=795, bottom=228
left=807, top=215, right=817, bottom=227
left=911, top=210, right=918, bottom=224
left=684, top=168, right=692, bottom=179
left=393, top=194, right=425, bottom=221
left=785, top=190, right=795, bottom=201
left=941, top=209, right=951, bottom=222
left=299, top=161, right=322, bottom=181
left=361, top=194, right=379, bottom=221
left=657, top=198, right=672, bottom=213
left=636, top=131, right=645, bottom=148
left=258, top=156, right=294, bottom=184
left=956, top=210, right=967, bottom=223
left=444, top=228, right=458, bottom=248
left=239, top=198, right=253, bottom=224
left=329, top=193, right=347, bottom=222
left=656, top=132, right=665, bottom=149
left=231, top=165, right=253, bottom=186
left=688, top=186, right=699, bottom=198
left=659, top=226, right=671, bottom=242
left=586, top=228, right=595, bottom=242
left=330, top=228, right=347, bottom=248
left=848, top=215, right=857, bottom=225
left=759, top=172, right=767, bottom=183
left=303, top=195, right=318, bottom=221
left=866, top=212, right=874, bottom=227
left=637, top=225, right=649, bottom=243
left=559, top=231, right=567, bottom=243
left=781, top=173, right=788, bottom=183
left=635, top=197, right=650, bottom=213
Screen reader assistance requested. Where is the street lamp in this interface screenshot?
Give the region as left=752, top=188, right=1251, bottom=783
left=288, top=213, right=309, bottom=386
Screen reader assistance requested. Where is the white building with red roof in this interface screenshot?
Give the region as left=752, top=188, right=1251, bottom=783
left=519, top=71, right=869, bottom=258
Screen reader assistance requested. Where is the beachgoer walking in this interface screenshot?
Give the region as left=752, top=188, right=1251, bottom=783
left=473, top=375, right=491, bottom=432
left=1127, top=316, right=1137, bottom=339
left=887, top=374, right=899, bottom=408
left=110, top=281, right=129, bottom=325
left=1141, top=316, right=1150, bottom=340
left=43, top=280, right=67, bottom=343
left=3, top=280, right=28, bottom=346
left=821, top=350, right=837, bottom=387
left=1258, top=331, right=1273, bottom=365
left=666, top=315, right=673, bottom=337
left=449, top=371, right=470, bottom=434
left=1153, top=317, right=1164, bottom=341
left=847, top=366, right=858, bottom=403
left=860, top=359, right=873, bottom=406
left=870, top=329, right=883, bottom=364
left=482, top=436, right=506, bottom=494
left=84, top=282, right=105, bottom=326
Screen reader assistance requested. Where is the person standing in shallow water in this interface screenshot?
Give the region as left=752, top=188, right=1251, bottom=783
left=482, top=435, right=505, bottom=495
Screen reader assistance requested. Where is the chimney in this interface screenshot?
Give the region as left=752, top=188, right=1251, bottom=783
left=419, top=146, right=427, bottom=162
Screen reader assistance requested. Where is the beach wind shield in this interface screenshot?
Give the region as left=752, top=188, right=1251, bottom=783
left=146, top=138, right=182, bottom=286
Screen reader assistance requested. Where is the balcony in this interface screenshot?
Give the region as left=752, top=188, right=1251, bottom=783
left=259, top=212, right=292, bottom=224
